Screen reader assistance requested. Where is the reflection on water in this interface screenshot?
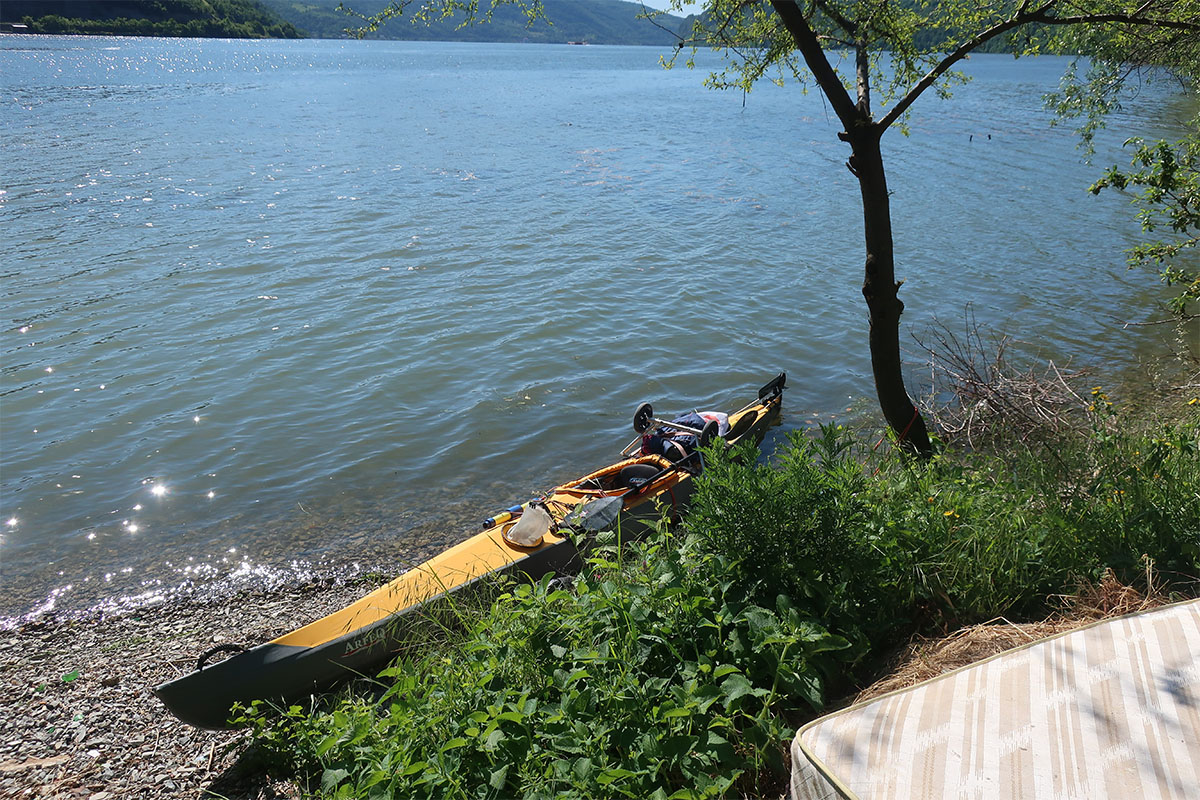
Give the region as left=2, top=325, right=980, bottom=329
left=0, top=36, right=1191, bottom=624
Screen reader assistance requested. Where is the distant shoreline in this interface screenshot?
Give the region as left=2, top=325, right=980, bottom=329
left=0, top=30, right=668, bottom=45
left=0, top=26, right=297, bottom=40
left=1, top=0, right=690, bottom=45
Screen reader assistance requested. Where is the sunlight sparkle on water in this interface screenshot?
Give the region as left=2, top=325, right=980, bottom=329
left=5, top=518, right=16, bottom=528
left=150, top=484, right=167, bottom=497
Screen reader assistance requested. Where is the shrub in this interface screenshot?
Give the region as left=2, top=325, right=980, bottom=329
left=685, top=426, right=876, bottom=642
left=687, top=410, right=1199, bottom=645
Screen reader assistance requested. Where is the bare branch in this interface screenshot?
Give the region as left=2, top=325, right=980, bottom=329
left=637, top=0, right=687, bottom=45
left=914, top=313, right=1093, bottom=453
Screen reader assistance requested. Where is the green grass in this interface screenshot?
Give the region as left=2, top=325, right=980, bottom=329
left=238, top=403, right=1199, bottom=799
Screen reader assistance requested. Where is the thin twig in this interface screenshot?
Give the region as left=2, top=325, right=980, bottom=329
left=913, top=310, right=1092, bottom=452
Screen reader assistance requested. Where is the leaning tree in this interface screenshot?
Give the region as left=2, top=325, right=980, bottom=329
left=356, top=0, right=1200, bottom=452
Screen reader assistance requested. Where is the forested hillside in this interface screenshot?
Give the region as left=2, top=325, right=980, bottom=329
left=1, top=0, right=301, bottom=38
left=260, top=0, right=686, bottom=44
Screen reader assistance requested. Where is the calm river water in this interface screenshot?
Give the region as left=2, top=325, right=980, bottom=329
left=0, top=36, right=1190, bottom=623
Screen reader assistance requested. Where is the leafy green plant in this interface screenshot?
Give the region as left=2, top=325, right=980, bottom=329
left=240, top=407, right=1198, bottom=799
left=240, top=529, right=852, bottom=799
left=1091, top=129, right=1200, bottom=318
left=686, top=427, right=875, bottom=641
left=688, top=412, right=1198, bottom=640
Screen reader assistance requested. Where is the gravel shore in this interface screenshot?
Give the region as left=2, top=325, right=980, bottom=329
left=0, top=574, right=392, bottom=799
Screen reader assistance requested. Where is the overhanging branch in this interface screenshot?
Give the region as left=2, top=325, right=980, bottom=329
left=877, top=4, right=1200, bottom=131
left=877, top=3, right=1056, bottom=130
left=1033, top=12, right=1200, bottom=31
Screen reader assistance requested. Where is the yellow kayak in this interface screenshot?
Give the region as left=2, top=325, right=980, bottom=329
left=154, top=373, right=785, bottom=729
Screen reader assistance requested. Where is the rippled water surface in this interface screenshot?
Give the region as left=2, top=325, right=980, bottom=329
left=0, top=36, right=1190, bottom=621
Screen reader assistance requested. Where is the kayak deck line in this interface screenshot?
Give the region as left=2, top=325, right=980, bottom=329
left=272, top=527, right=572, bottom=649
left=153, top=374, right=785, bottom=729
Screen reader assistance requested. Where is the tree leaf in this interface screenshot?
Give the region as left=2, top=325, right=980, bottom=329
left=320, top=768, right=349, bottom=792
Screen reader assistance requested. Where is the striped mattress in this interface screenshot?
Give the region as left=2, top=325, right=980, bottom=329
left=790, top=599, right=1200, bottom=799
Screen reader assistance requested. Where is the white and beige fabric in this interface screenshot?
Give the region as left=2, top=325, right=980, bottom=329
left=791, top=599, right=1200, bottom=800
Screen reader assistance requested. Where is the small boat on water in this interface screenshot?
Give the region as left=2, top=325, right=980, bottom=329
left=154, top=374, right=785, bottom=729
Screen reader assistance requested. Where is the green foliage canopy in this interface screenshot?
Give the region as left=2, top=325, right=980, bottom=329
left=655, top=1, right=1200, bottom=131
left=1043, top=5, right=1200, bottom=319
left=1091, top=133, right=1200, bottom=318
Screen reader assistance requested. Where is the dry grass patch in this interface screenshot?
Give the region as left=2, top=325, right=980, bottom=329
left=855, top=565, right=1178, bottom=703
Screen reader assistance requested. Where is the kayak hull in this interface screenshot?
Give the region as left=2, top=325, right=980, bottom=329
left=154, top=535, right=581, bottom=730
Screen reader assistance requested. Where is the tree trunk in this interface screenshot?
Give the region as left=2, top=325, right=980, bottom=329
left=846, top=128, right=933, bottom=455
left=767, top=1, right=933, bottom=453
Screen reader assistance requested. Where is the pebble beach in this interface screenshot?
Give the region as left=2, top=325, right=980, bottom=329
left=0, top=575, right=392, bottom=799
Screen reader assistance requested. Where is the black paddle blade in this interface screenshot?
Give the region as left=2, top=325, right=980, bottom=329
left=563, top=496, right=624, bottom=533
left=633, top=402, right=653, bottom=433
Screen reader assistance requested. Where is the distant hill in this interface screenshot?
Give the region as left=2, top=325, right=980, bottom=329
left=1, top=0, right=301, bottom=38
left=260, top=0, right=686, bottom=44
